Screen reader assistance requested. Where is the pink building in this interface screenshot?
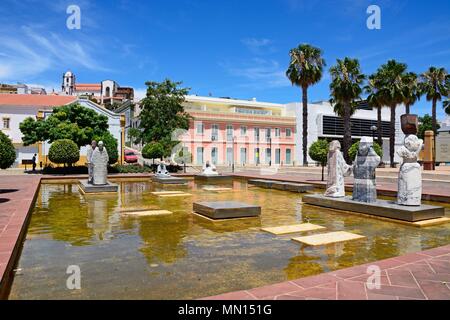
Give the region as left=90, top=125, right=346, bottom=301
left=179, top=96, right=296, bottom=166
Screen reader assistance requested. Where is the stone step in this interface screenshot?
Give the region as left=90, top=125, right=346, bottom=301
left=292, top=231, right=366, bottom=246
left=261, top=223, right=326, bottom=235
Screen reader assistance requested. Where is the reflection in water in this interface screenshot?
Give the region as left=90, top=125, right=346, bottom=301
left=9, top=180, right=450, bottom=299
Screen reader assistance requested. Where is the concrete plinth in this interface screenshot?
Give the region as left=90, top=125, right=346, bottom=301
left=194, top=174, right=232, bottom=181
left=193, top=201, right=261, bottom=220
left=78, top=180, right=118, bottom=194
left=151, top=176, right=188, bottom=184
left=303, top=194, right=445, bottom=222
left=248, top=179, right=313, bottom=193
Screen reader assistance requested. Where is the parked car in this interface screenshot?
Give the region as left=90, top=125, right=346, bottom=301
left=124, top=150, right=138, bottom=163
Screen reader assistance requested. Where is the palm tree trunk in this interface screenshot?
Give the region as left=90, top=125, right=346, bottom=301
left=302, top=86, right=308, bottom=166
left=405, top=103, right=410, bottom=115
left=377, top=106, right=382, bottom=146
left=343, top=102, right=352, bottom=163
left=389, top=105, right=396, bottom=168
left=432, top=98, right=437, bottom=170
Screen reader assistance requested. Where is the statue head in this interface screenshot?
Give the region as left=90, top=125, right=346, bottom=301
left=98, top=141, right=104, bottom=151
left=404, top=134, right=422, bottom=152
left=329, top=140, right=341, bottom=152
left=358, top=137, right=373, bottom=156
left=91, top=140, right=97, bottom=149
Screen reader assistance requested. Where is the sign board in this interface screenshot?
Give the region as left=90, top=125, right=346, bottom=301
left=436, top=132, right=450, bottom=163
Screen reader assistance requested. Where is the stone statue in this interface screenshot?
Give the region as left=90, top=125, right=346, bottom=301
left=86, top=140, right=97, bottom=184
left=202, top=160, right=218, bottom=175
left=91, top=141, right=109, bottom=185
left=352, top=137, right=381, bottom=203
left=325, top=141, right=352, bottom=198
left=156, top=161, right=171, bottom=178
left=397, top=134, right=423, bottom=206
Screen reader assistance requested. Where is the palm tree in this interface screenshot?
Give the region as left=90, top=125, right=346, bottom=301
left=286, top=44, right=326, bottom=166
left=329, top=57, right=365, bottom=162
left=444, top=99, right=450, bottom=115
left=403, top=72, right=420, bottom=114
left=371, top=60, right=408, bottom=168
left=365, top=77, right=384, bottom=145
left=420, top=67, right=449, bottom=135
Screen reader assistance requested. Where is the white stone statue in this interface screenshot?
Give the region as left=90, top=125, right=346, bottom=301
left=325, top=140, right=352, bottom=198
left=352, top=137, right=381, bottom=203
left=156, top=161, right=171, bottom=178
left=86, top=140, right=97, bottom=184
left=202, top=160, right=218, bottom=175
left=397, top=134, right=423, bottom=206
left=91, top=141, right=109, bottom=185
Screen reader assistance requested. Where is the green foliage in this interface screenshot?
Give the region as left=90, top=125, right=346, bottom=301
left=111, top=164, right=152, bottom=174
left=138, top=79, right=192, bottom=153
left=0, top=131, right=16, bottom=169
left=142, top=142, right=165, bottom=160
left=48, top=139, right=80, bottom=166
left=94, top=132, right=119, bottom=164
left=418, top=114, right=440, bottom=139
left=286, top=44, right=326, bottom=88
left=20, top=103, right=109, bottom=147
left=173, top=147, right=192, bottom=164
left=308, top=140, right=329, bottom=166
left=349, top=141, right=383, bottom=161
left=128, top=128, right=142, bottom=145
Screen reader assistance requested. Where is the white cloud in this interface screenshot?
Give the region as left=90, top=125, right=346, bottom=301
left=0, top=25, right=109, bottom=82
left=241, top=38, right=275, bottom=55
left=133, top=88, right=147, bottom=101
left=221, top=58, right=289, bottom=89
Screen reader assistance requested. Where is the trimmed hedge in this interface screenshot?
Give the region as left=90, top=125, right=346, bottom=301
left=48, top=139, right=79, bottom=166
left=142, top=142, right=165, bottom=160
left=349, top=141, right=383, bottom=161
left=0, top=131, right=16, bottom=169
left=94, top=132, right=118, bottom=164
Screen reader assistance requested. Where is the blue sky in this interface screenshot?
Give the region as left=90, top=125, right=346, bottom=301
left=0, top=0, right=449, bottom=119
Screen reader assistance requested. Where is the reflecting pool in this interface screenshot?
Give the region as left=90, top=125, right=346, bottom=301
left=9, top=179, right=450, bottom=299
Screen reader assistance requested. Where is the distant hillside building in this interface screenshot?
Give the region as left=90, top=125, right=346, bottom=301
left=61, top=70, right=134, bottom=106
left=0, top=83, right=46, bottom=95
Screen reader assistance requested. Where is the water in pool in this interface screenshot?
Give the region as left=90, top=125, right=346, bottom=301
left=8, top=179, right=450, bottom=299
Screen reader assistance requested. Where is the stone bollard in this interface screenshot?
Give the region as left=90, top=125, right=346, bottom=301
left=423, top=130, right=435, bottom=171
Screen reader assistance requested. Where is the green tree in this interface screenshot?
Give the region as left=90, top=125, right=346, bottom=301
left=418, top=114, right=440, bottom=140
left=370, top=60, right=409, bottom=167
left=94, top=132, right=119, bottom=165
left=128, top=128, right=142, bottom=145
left=138, top=79, right=191, bottom=155
left=142, top=142, right=165, bottom=162
left=308, top=139, right=329, bottom=181
left=286, top=44, right=326, bottom=166
left=0, top=131, right=16, bottom=169
left=48, top=139, right=80, bottom=167
left=365, top=78, right=384, bottom=145
left=419, top=67, right=448, bottom=136
left=349, top=141, right=383, bottom=162
left=444, top=99, right=450, bottom=115
left=329, top=57, right=365, bottom=162
left=403, top=72, right=420, bottom=114
left=20, top=103, right=109, bottom=148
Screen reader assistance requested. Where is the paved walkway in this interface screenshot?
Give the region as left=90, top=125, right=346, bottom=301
left=0, top=175, right=40, bottom=298
left=204, top=245, right=450, bottom=300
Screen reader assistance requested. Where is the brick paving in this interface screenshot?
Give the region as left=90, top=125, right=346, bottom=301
left=203, top=245, right=450, bottom=300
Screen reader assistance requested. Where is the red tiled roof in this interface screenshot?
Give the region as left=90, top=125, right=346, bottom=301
left=75, top=83, right=101, bottom=90
left=0, top=94, right=77, bottom=107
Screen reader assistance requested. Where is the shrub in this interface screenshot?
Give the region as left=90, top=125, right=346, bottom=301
left=308, top=140, right=329, bottom=181
left=94, top=132, right=118, bottom=165
left=111, top=164, right=152, bottom=174
left=48, top=139, right=79, bottom=166
left=142, top=142, right=165, bottom=160
left=0, top=131, right=16, bottom=169
left=349, top=141, right=383, bottom=162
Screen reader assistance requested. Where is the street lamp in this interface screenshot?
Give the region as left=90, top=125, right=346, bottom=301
left=269, top=137, right=272, bottom=166
left=370, top=125, right=378, bottom=142
left=232, top=136, right=236, bottom=173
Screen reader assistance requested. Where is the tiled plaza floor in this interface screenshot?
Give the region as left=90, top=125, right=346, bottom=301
left=203, top=245, right=450, bottom=300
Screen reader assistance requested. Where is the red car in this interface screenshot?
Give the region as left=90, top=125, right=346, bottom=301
left=124, top=150, right=138, bottom=163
